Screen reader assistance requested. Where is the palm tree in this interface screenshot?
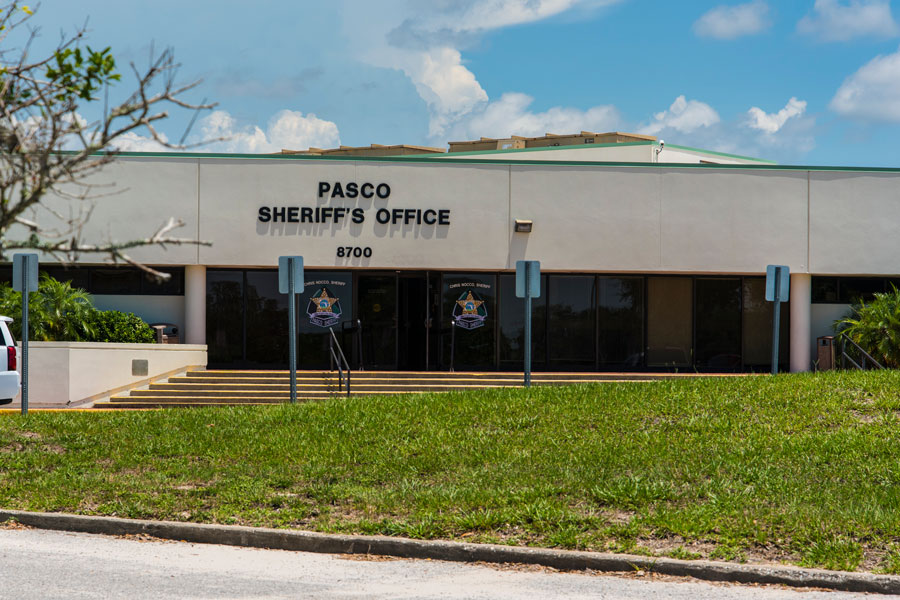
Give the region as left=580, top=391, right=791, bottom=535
left=835, top=286, right=900, bottom=368
left=0, top=274, right=96, bottom=340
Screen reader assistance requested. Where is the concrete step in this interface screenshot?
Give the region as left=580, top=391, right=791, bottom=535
left=131, top=388, right=479, bottom=398
left=174, top=375, right=664, bottom=385
left=96, top=369, right=735, bottom=409
left=147, top=382, right=606, bottom=393
left=98, top=401, right=277, bottom=409
left=108, top=390, right=421, bottom=403
left=185, top=370, right=671, bottom=381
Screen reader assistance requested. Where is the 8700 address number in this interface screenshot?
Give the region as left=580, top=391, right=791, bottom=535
left=337, top=246, right=372, bottom=258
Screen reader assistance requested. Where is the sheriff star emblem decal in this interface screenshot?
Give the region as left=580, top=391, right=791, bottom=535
left=311, top=289, right=338, bottom=313
left=456, top=291, right=484, bottom=315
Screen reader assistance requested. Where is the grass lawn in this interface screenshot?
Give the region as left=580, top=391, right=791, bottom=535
left=3, top=370, right=900, bottom=573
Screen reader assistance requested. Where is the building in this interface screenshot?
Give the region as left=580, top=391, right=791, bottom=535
left=8, top=134, right=898, bottom=373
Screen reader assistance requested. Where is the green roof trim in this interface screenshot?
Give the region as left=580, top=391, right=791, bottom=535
left=98, top=150, right=900, bottom=173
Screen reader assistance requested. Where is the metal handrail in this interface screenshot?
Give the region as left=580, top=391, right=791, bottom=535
left=328, top=326, right=352, bottom=396
left=839, top=334, right=885, bottom=370
left=449, top=319, right=456, bottom=372
left=341, top=318, right=364, bottom=370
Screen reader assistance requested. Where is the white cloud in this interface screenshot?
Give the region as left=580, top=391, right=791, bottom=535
left=196, top=109, right=340, bottom=153
left=640, top=96, right=720, bottom=135
left=401, top=47, right=489, bottom=138
left=637, top=96, right=815, bottom=163
left=389, top=0, right=618, bottom=42
left=797, top=0, right=899, bottom=42
left=102, top=109, right=341, bottom=154
left=830, top=46, right=900, bottom=120
left=693, top=1, right=771, bottom=40
left=265, top=110, right=341, bottom=151
left=109, top=130, right=171, bottom=152
left=340, top=0, right=623, bottom=140
left=445, top=92, right=621, bottom=140
left=746, top=97, right=807, bottom=133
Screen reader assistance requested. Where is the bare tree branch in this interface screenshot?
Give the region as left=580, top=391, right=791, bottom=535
left=0, top=2, right=216, bottom=279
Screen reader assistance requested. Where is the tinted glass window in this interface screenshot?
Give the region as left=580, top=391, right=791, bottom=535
left=811, top=277, right=839, bottom=303
left=498, top=273, right=546, bottom=368
left=742, top=278, right=789, bottom=372
left=598, top=277, right=643, bottom=368
left=695, top=278, right=741, bottom=371
left=840, top=278, right=884, bottom=304
left=42, top=267, right=90, bottom=290
left=441, top=273, right=495, bottom=369
left=647, top=277, right=692, bottom=367
left=90, top=268, right=142, bottom=294
left=206, top=270, right=244, bottom=366
left=245, top=270, right=288, bottom=367
left=547, top=275, right=595, bottom=368
left=142, top=268, right=185, bottom=295
left=294, top=271, right=353, bottom=369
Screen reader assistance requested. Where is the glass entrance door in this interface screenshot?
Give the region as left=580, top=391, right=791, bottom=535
left=356, top=273, right=431, bottom=370
left=398, top=275, right=428, bottom=370
left=357, top=275, right=397, bottom=369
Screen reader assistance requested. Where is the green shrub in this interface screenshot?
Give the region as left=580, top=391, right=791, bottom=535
left=834, top=285, right=900, bottom=368
left=83, top=310, right=156, bottom=344
left=0, top=274, right=155, bottom=343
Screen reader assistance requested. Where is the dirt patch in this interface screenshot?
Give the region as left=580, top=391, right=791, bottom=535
left=115, top=533, right=176, bottom=544
left=850, top=409, right=878, bottom=424
left=338, top=553, right=402, bottom=562
left=0, top=440, right=64, bottom=453
left=606, top=509, right=635, bottom=525
left=639, top=536, right=716, bottom=557
left=631, top=537, right=802, bottom=566
left=0, top=520, right=31, bottom=530
left=860, top=548, right=887, bottom=572
left=117, top=467, right=145, bottom=476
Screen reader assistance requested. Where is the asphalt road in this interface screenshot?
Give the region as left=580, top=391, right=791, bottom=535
left=0, top=527, right=885, bottom=599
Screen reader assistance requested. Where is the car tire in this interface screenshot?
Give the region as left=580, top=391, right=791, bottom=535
left=0, top=398, right=12, bottom=405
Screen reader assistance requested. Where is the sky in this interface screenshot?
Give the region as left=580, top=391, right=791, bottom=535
left=18, top=0, right=900, bottom=166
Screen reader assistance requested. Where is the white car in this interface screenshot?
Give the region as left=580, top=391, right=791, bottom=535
left=0, top=316, right=21, bottom=405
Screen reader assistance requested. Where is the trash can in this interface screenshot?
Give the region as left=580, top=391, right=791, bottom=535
left=817, top=336, right=835, bottom=371
left=150, top=323, right=179, bottom=344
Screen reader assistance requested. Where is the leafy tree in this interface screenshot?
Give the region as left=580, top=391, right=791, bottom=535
left=0, top=2, right=213, bottom=278
left=834, top=286, right=900, bottom=368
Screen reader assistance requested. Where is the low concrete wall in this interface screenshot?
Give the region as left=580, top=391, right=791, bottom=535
left=16, top=342, right=207, bottom=407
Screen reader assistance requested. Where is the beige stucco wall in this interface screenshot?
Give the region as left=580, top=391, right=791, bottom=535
left=198, top=159, right=510, bottom=270
left=32, top=156, right=900, bottom=278
left=10, top=157, right=200, bottom=266
left=16, top=342, right=206, bottom=407
left=809, top=172, right=900, bottom=275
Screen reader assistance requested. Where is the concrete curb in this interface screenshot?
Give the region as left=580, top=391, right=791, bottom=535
left=1, top=509, right=898, bottom=594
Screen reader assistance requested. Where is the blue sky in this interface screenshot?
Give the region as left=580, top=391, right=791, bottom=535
left=23, top=0, right=900, bottom=166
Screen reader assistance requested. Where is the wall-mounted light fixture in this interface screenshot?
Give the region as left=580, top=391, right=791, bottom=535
left=514, top=219, right=533, bottom=233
